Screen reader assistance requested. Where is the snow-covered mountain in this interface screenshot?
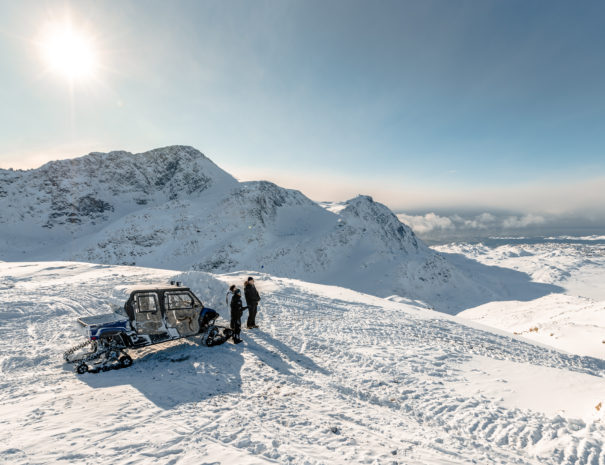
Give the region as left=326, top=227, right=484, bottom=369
left=0, top=145, right=553, bottom=313
left=0, top=145, right=236, bottom=237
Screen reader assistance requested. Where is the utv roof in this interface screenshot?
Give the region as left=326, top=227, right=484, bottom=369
left=111, top=284, right=191, bottom=302
left=124, top=284, right=191, bottom=293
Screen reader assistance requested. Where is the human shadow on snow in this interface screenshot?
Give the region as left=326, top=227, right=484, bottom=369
left=435, top=252, right=565, bottom=314
left=244, top=330, right=329, bottom=376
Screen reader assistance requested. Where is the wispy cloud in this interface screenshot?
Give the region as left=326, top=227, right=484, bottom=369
left=394, top=212, right=454, bottom=234
left=501, top=214, right=546, bottom=229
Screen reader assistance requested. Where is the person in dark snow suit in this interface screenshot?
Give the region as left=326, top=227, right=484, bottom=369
left=230, top=288, right=247, bottom=344
left=244, top=277, right=261, bottom=328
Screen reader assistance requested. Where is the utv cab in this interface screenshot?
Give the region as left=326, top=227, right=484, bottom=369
left=64, top=283, right=232, bottom=374
left=123, top=284, right=212, bottom=344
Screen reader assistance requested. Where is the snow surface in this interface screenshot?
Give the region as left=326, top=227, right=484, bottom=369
left=437, top=240, right=605, bottom=358
left=2, top=261, right=605, bottom=464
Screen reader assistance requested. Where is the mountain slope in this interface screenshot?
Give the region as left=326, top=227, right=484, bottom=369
left=0, top=146, right=237, bottom=253
left=0, top=145, right=557, bottom=312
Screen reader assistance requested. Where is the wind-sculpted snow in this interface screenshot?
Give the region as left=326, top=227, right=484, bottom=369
left=1, top=262, right=604, bottom=464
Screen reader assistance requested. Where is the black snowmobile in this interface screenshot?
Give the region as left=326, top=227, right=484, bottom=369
left=64, top=282, right=233, bottom=374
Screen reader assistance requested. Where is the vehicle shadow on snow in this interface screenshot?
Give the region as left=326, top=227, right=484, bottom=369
left=71, top=331, right=327, bottom=409
left=74, top=339, right=245, bottom=409
left=438, top=252, right=565, bottom=314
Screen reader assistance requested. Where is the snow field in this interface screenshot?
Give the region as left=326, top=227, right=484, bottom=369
left=439, top=241, right=605, bottom=358
left=2, top=262, right=605, bottom=464
left=435, top=241, right=605, bottom=301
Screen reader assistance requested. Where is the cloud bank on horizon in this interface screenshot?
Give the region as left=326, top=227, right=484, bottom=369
left=398, top=211, right=546, bottom=235
left=397, top=210, right=605, bottom=242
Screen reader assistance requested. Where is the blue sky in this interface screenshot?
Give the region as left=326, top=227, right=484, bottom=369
left=0, top=0, right=604, bottom=213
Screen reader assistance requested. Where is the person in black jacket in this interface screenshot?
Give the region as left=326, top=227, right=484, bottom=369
left=244, top=277, right=261, bottom=329
left=230, top=288, right=247, bottom=344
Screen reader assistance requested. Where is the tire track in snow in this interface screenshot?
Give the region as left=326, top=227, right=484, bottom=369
left=259, top=284, right=605, bottom=464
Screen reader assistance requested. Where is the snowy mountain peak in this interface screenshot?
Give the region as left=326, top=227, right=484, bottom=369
left=0, top=146, right=238, bottom=232
left=37, top=144, right=236, bottom=197
left=340, top=194, right=421, bottom=252
left=224, top=180, right=316, bottom=226
left=33, top=144, right=234, bottom=190
left=0, top=145, right=492, bottom=311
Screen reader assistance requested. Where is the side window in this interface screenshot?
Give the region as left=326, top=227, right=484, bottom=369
left=136, top=293, right=159, bottom=313
left=165, top=292, right=197, bottom=310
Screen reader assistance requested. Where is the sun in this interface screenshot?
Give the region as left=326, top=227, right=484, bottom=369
left=39, top=22, right=98, bottom=81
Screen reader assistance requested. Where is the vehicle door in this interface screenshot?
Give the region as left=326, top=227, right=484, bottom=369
left=164, top=291, right=202, bottom=337
left=133, top=292, right=170, bottom=339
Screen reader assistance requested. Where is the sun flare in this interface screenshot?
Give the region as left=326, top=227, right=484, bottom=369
left=39, top=22, right=98, bottom=81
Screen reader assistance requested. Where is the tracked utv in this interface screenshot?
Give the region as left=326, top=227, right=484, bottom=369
left=64, top=282, right=232, bottom=374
